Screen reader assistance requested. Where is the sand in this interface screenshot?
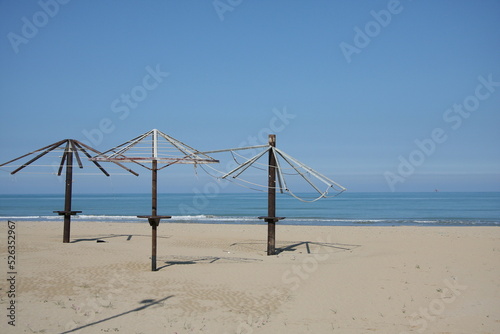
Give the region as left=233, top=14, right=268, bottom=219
left=1, top=220, right=499, bottom=334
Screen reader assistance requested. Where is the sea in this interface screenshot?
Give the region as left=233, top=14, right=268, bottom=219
left=1, top=192, right=499, bottom=227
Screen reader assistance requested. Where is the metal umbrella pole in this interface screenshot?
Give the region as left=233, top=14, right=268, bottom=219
left=137, top=159, right=171, bottom=271
left=55, top=145, right=81, bottom=243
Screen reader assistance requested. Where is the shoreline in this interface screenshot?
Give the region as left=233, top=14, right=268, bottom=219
left=2, top=217, right=500, bottom=227
left=1, top=221, right=499, bottom=333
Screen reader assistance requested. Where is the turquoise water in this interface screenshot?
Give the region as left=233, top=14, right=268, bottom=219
left=0, top=192, right=499, bottom=226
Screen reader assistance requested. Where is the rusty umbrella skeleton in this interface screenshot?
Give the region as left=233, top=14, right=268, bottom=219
left=200, top=134, right=347, bottom=255
left=0, top=139, right=138, bottom=243
left=90, top=129, right=219, bottom=271
left=91, top=131, right=345, bottom=264
left=0, top=131, right=345, bottom=270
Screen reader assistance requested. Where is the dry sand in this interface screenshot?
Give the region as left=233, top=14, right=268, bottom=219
left=1, top=220, right=499, bottom=333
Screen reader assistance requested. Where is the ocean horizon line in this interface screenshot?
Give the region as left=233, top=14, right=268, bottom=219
left=1, top=192, right=498, bottom=227
left=1, top=190, right=499, bottom=196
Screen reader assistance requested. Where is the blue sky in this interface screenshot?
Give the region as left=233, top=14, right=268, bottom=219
left=0, top=0, right=499, bottom=194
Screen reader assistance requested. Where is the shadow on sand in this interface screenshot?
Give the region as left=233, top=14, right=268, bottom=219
left=71, top=234, right=171, bottom=243
left=60, top=295, right=174, bottom=334
left=229, top=240, right=361, bottom=255
left=277, top=240, right=360, bottom=254
left=155, top=255, right=263, bottom=271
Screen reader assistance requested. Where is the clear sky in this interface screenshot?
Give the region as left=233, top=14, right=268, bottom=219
left=1, top=0, right=499, bottom=194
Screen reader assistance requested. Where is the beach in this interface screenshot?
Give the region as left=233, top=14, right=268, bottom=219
left=1, top=220, right=499, bottom=333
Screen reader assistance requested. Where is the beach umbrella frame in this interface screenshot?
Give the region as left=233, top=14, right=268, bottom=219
left=90, top=129, right=219, bottom=271
left=200, top=134, right=346, bottom=255
left=0, top=139, right=138, bottom=243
